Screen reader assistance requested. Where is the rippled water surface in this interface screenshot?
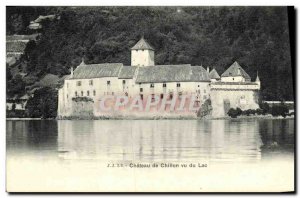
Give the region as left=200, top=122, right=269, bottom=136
left=7, top=119, right=294, bottom=163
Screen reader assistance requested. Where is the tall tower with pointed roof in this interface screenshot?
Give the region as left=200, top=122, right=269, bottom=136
left=131, top=37, right=155, bottom=67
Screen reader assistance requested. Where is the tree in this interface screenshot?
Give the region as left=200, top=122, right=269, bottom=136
left=227, top=108, right=242, bottom=118
left=7, top=74, right=25, bottom=97
left=26, top=87, right=58, bottom=118
left=6, top=7, right=294, bottom=101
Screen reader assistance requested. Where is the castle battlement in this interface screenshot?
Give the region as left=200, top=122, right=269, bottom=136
left=211, top=82, right=260, bottom=91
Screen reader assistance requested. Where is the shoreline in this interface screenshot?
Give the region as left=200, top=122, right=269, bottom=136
left=6, top=115, right=294, bottom=121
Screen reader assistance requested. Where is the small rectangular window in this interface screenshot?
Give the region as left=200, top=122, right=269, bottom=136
left=140, top=88, right=143, bottom=92
left=150, top=83, right=154, bottom=88
left=89, top=80, right=93, bottom=86
left=176, top=83, right=181, bottom=87
left=77, top=81, right=81, bottom=86
left=81, top=91, right=83, bottom=96
left=93, top=90, right=96, bottom=96
left=87, top=91, right=89, bottom=96
left=107, top=81, right=111, bottom=85
left=140, top=94, right=143, bottom=100
left=75, top=91, right=78, bottom=97
left=123, top=80, right=126, bottom=84
left=163, top=83, right=166, bottom=88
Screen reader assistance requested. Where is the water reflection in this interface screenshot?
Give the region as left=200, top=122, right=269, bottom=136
left=7, top=120, right=58, bottom=157
left=6, top=119, right=294, bottom=163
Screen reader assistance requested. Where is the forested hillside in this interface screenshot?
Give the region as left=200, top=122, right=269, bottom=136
left=6, top=6, right=294, bottom=100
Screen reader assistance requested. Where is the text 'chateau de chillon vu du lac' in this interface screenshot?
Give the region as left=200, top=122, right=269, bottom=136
left=57, top=37, right=262, bottom=119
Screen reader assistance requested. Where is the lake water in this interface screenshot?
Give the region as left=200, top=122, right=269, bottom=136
left=6, top=119, right=295, bottom=192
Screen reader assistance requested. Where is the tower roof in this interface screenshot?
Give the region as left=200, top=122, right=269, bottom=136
left=256, top=71, right=260, bottom=82
left=131, top=37, right=154, bottom=51
left=79, top=57, right=85, bottom=66
left=221, top=61, right=251, bottom=80
left=209, top=68, right=220, bottom=79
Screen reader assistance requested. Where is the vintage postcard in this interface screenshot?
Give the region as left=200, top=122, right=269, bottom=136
left=6, top=6, right=295, bottom=192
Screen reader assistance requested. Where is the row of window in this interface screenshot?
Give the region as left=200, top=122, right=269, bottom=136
left=75, top=80, right=210, bottom=90
left=76, top=80, right=94, bottom=87
left=138, top=93, right=207, bottom=101
left=74, top=90, right=96, bottom=97
left=140, top=88, right=206, bottom=93
left=75, top=80, right=183, bottom=88
left=149, top=83, right=181, bottom=88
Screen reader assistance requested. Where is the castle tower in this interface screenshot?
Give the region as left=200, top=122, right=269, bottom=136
left=131, top=37, right=155, bottom=67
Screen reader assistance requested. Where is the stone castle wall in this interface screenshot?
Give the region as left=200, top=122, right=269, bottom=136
left=210, top=89, right=259, bottom=118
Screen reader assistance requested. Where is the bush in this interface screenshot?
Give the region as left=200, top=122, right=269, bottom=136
left=259, top=102, right=270, bottom=115
left=6, top=110, right=27, bottom=118
left=271, top=104, right=289, bottom=117
left=227, top=108, right=242, bottom=118
left=256, top=108, right=264, bottom=115
left=236, top=107, right=242, bottom=115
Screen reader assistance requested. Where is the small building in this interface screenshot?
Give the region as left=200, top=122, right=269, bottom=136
left=6, top=94, right=30, bottom=111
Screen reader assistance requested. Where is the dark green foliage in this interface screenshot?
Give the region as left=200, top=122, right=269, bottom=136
left=242, top=109, right=256, bottom=116
left=271, top=103, right=289, bottom=117
left=228, top=107, right=260, bottom=117
left=197, top=99, right=212, bottom=117
left=227, top=102, right=291, bottom=118
left=7, top=6, right=294, bottom=100
left=259, top=102, right=270, bottom=115
left=255, top=108, right=264, bottom=115
left=6, top=109, right=27, bottom=118
left=7, top=74, right=26, bottom=97
left=227, top=108, right=242, bottom=118
left=236, top=107, right=242, bottom=115
left=26, top=87, right=58, bottom=118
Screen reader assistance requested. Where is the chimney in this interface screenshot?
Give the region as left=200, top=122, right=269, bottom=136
left=207, top=67, right=210, bottom=73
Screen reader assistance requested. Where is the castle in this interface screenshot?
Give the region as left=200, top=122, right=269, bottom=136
left=58, top=37, right=260, bottom=118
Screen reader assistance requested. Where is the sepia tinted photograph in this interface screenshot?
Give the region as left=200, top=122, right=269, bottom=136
left=6, top=6, right=295, bottom=192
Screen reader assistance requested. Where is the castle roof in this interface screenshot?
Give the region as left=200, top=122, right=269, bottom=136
left=72, top=63, right=123, bottom=79
left=209, top=69, right=220, bottom=79
left=131, top=37, right=154, bottom=51
left=118, top=66, right=138, bottom=79
left=135, top=65, right=210, bottom=83
left=6, top=41, right=27, bottom=53
left=190, top=66, right=211, bottom=82
left=135, top=65, right=191, bottom=83
left=70, top=63, right=211, bottom=83
left=221, top=61, right=251, bottom=80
